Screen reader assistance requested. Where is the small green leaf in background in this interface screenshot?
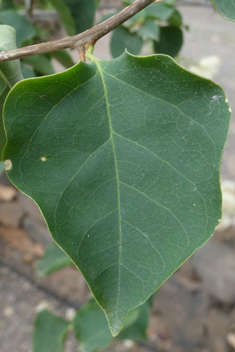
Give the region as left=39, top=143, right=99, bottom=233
left=99, top=11, right=119, bottom=24
left=73, top=300, right=114, bottom=352
left=95, top=0, right=100, bottom=8
left=0, top=0, right=15, bottom=10
left=73, top=299, right=142, bottom=352
left=122, top=11, right=146, bottom=29
left=118, top=302, right=149, bottom=342
left=0, top=25, right=23, bottom=160
left=22, top=55, right=55, bottom=76
left=20, top=63, right=36, bottom=79
left=154, top=25, right=183, bottom=57
left=0, top=10, right=35, bottom=47
left=61, top=0, right=96, bottom=34
left=111, top=26, right=143, bottom=58
left=168, top=9, right=183, bottom=27
left=137, top=19, right=160, bottom=42
left=33, top=310, right=69, bottom=352
left=145, top=2, right=175, bottom=21
left=49, top=50, right=75, bottom=69
left=122, top=1, right=133, bottom=6
left=4, top=52, right=231, bottom=336
left=210, top=0, right=235, bottom=22
left=37, top=241, right=73, bottom=277
left=49, top=0, right=75, bottom=36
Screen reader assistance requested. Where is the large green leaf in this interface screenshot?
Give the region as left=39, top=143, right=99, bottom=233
left=61, top=0, right=96, bottom=34
left=33, top=310, right=69, bottom=352
left=3, top=53, right=231, bottom=335
left=0, top=10, right=35, bottom=47
left=210, top=0, right=235, bottom=21
left=37, top=241, right=73, bottom=277
left=0, top=25, right=23, bottom=160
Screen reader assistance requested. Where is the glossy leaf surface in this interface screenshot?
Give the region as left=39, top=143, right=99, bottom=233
left=37, top=242, right=73, bottom=277
left=210, top=0, right=235, bottom=21
left=33, top=310, right=69, bottom=352
left=3, top=53, right=231, bottom=335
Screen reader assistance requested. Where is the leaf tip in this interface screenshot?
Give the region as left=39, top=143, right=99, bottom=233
left=106, top=310, right=129, bottom=337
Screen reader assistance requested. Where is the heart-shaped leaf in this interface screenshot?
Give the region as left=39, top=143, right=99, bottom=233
left=210, top=0, right=235, bottom=21
left=3, top=53, right=231, bottom=335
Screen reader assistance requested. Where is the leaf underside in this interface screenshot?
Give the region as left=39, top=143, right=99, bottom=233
left=3, top=53, right=230, bottom=335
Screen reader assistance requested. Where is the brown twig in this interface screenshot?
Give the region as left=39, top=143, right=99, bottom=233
left=0, top=0, right=161, bottom=63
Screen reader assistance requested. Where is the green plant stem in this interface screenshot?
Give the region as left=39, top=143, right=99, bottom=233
left=85, top=44, right=95, bottom=61
left=0, top=69, right=12, bottom=89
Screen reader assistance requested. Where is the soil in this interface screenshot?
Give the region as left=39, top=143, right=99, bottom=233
left=1, top=3, right=235, bottom=352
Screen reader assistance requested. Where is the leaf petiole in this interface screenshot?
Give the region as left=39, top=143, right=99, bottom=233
left=86, top=44, right=95, bottom=61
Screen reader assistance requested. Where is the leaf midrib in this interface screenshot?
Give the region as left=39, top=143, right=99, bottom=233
left=95, top=59, right=122, bottom=319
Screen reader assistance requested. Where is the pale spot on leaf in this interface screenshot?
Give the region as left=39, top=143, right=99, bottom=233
left=4, top=159, right=12, bottom=171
